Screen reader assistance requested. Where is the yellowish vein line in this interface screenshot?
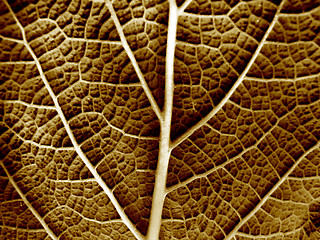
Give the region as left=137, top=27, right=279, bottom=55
left=224, top=140, right=320, bottom=240
left=171, top=0, right=287, bottom=149
left=0, top=161, right=59, bottom=240
left=146, top=1, right=178, bottom=239
left=3, top=1, right=144, bottom=239
left=104, top=0, right=162, bottom=121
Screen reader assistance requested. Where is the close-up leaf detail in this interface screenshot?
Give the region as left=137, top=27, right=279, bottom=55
left=0, top=0, right=319, bottom=239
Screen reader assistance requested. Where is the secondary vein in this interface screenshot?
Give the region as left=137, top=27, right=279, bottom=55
left=0, top=161, right=59, bottom=240
left=104, top=0, right=162, bottom=122
left=3, top=1, right=145, bottom=239
left=224, top=140, right=320, bottom=240
left=171, top=0, right=286, bottom=149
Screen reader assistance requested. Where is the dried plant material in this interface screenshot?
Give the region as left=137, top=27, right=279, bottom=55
left=0, top=0, right=319, bottom=239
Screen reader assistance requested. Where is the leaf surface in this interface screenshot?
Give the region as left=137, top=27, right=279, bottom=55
left=0, top=0, right=319, bottom=239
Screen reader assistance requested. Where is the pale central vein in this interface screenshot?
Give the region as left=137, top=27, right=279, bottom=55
left=146, top=1, right=178, bottom=239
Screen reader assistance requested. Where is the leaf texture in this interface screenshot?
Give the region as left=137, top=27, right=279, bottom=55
left=0, top=0, right=319, bottom=239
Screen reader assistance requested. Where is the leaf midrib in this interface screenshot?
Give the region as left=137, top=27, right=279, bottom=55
left=3, top=0, right=313, bottom=240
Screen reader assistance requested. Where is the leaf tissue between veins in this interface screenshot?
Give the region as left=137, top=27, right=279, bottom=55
left=0, top=0, right=320, bottom=239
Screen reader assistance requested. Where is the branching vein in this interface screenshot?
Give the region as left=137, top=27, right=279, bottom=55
left=104, top=0, right=162, bottom=122
left=0, top=161, right=59, bottom=240
left=171, top=0, right=287, bottom=149
left=3, top=1, right=145, bottom=239
left=224, top=139, right=320, bottom=240
left=146, top=1, right=178, bottom=239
